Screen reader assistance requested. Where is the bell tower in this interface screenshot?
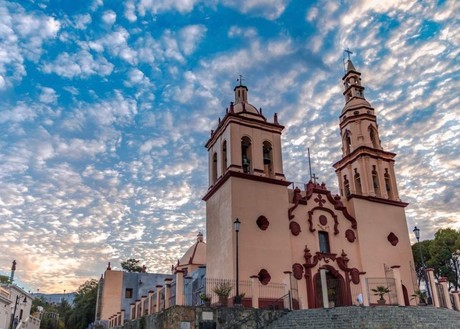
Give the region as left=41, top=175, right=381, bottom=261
left=333, top=59, right=400, bottom=202
left=333, top=59, right=415, bottom=297
left=203, top=82, right=292, bottom=283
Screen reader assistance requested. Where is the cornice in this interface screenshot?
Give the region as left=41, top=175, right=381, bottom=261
left=348, top=193, right=408, bottom=207
left=333, top=146, right=396, bottom=170
left=203, top=170, right=291, bottom=201
left=205, top=113, right=284, bottom=149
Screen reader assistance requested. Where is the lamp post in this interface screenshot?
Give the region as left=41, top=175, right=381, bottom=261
left=9, top=295, right=26, bottom=329
left=413, top=226, right=432, bottom=304
left=234, top=218, right=241, bottom=305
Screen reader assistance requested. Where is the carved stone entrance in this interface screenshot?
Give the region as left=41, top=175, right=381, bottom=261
left=313, top=266, right=346, bottom=308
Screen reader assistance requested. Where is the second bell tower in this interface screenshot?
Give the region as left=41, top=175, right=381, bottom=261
left=333, top=59, right=400, bottom=202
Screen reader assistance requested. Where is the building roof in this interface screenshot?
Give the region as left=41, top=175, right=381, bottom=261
left=342, top=96, right=372, bottom=114
left=178, top=232, right=206, bottom=267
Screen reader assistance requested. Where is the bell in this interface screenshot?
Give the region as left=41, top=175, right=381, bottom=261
left=263, top=153, right=271, bottom=164
left=242, top=156, right=250, bottom=166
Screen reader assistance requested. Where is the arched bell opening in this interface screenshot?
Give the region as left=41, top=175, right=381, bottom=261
left=262, top=141, right=273, bottom=177
left=241, top=136, right=252, bottom=174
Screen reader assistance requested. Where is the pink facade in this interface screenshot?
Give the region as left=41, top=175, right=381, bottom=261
left=204, top=61, right=417, bottom=308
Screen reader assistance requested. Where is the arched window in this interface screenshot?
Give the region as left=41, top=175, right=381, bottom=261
left=384, top=169, right=393, bottom=199
left=319, top=231, right=330, bottom=253
left=372, top=165, right=380, bottom=196
left=241, top=136, right=252, bottom=174
left=354, top=169, right=362, bottom=195
left=222, top=140, right=227, bottom=174
left=369, top=126, right=379, bottom=149
left=344, top=175, right=350, bottom=197
left=343, top=131, right=351, bottom=155
left=211, top=152, right=218, bottom=184
left=262, top=141, right=273, bottom=177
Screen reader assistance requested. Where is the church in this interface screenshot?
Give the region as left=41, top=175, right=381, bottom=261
left=202, top=58, right=416, bottom=308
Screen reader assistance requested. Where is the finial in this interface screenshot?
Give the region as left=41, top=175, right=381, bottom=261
left=197, top=231, right=203, bottom=242
left=343, top=48, right=354, bottom=72
left=107, top=262, right=111, bottom=270
left=274, top=113, right=278, bottom=125
left=225, top=107, right=228, bottom=114
left=230, top=102, right=234, bottom=113
left=237, top=74, right=245, bottom=86
left=344, top=48, right=353, bottom=61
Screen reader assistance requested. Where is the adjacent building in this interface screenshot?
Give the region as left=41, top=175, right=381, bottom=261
left=95, top=264, right=173, bottom=324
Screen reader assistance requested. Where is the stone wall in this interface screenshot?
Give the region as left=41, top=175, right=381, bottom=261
left=116, top=306, right=287, bottom=329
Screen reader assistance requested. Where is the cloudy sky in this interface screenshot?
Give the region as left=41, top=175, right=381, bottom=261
left=0, top=0, right=458, bottom=293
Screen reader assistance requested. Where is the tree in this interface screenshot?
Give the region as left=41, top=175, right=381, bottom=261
left=429, top=228, right=460, bottom=290
left=411, top=239, right=432, bottom=285
left=0, top=274, right=10, bottom=283
left=412, top=228, right=460, bottom=291
left=66, top=279, right=98, bottom=329
left=120, top=258, right=144, bottom=272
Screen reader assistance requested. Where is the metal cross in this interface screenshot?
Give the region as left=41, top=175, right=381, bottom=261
left=311, top=173, right=319, bottom=184
left=237, top=74, right=245, bottom=86
left=344, top=48, right=353, bottom=61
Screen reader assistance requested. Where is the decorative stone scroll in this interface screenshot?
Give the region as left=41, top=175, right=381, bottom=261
left=256, top=215, right=270, bottom=230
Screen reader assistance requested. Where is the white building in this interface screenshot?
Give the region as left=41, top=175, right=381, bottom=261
left=0, top=285, right=36, bottom=329
left=0, top=287, right=12, bottom=329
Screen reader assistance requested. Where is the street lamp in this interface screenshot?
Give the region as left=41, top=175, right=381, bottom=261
left=9, top=295, right=26, bottom=329
left=234, top=218, right=241, bottom=305
left=413, top=226, right=432, bottom=304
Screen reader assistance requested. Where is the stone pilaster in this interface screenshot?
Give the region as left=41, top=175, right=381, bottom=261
left=164, top=278, right=173, bottom=309
left=439, top=277, right=452, bottom=309
left=175, top=270, right=185, bottom=305
left=391, top=266, right=405, bottom=306
left=156, top=285, right=163, bottom=312
left=250, top=275, right=259, bottom=309
left=426, top=268, right=439, bottom=307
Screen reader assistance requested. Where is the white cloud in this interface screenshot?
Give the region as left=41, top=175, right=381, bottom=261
left=41, top=50, right=114, bottom=78
left=0, top=2, right=61, bottom=88
left=39, top=87, right=58, bottom=104
left=179, top=25, right=207, bottom=55
left=74, top=14, right=92, bottom=30
left=221, top=0, right=289, bottom=19
left=137, top=0, right=200, bottom=15
left=124, top=1, right=138, bottom=22
left=102, top=10, right=117, bottom=25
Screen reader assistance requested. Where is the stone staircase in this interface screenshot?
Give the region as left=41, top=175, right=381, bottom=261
left=265, top=306, right=460, bottom=329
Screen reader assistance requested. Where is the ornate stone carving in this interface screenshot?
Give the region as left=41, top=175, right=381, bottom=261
left=258, top=269, right=271, bottom=285
left=289, top=221, right=301, bottom=236
left=345, top=229, right=356, bottom=243
left=292, top=263, right=304, bottom=280
left=319, top=215, right=327, bottom=225
left=256, top=215, right=269, bottom=230
left=387, top=232, right=399, bottom=246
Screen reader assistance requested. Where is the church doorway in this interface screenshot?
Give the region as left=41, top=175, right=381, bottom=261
left=313, top=267, right=347, bottom=308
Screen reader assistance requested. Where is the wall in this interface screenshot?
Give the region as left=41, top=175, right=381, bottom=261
left=109, top=306, right=286, bottom=329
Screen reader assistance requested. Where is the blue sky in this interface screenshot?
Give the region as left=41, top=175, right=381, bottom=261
left=0, top=0, right=458, bottom=293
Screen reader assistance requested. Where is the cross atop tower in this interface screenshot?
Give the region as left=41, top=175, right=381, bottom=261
left=237, top=74, right=245, bottom=86
left=311, top=173, right=319, bottom=184
left=344, top=48, right=353, bottom=61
